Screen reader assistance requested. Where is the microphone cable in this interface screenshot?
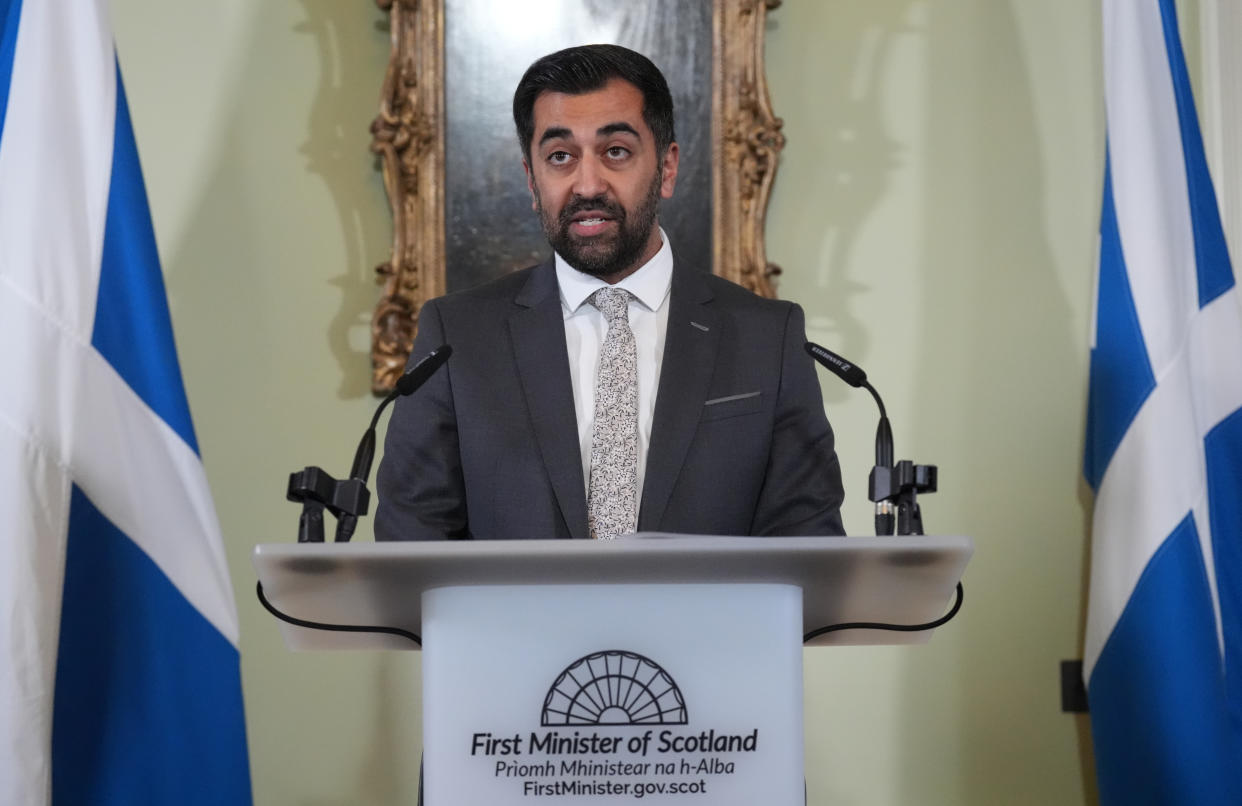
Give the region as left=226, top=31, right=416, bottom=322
left=255, top=581, right=422, bottom=646
left=802, top=582, right=964, bottom=643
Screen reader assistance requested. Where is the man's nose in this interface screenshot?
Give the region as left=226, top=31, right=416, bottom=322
left=572, top=156, right=608, bottom=198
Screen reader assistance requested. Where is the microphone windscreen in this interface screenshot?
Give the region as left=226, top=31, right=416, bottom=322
left=804, top=342, right=867, bottom=388
left=396, top=344, right=452, bottom=396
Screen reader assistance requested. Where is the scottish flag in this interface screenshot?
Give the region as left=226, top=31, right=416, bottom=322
left=0, top=1, right=251, bottom=803
left=1084, top=1, right=1242, bottom=803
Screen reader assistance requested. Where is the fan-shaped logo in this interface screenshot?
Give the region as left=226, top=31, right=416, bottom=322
left=541, top=650, right=688, bottom=726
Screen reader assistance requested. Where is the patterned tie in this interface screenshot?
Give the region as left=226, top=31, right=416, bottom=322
left=587, top=287, right=639, bottom=540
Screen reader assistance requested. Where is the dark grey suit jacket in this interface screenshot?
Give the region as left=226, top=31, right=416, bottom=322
left=375, top=257, right=845, bottom=540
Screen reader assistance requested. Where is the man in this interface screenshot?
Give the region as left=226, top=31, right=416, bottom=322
left=375, top=44, right=844, bottom=541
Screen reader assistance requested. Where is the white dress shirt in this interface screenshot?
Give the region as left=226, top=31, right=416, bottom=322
left=555, top=230, right=674, bottom=497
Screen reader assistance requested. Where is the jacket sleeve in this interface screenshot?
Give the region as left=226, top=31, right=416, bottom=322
left=749, top=303, right=847, bottom=536
left=374, top=299, right=472, bottom=540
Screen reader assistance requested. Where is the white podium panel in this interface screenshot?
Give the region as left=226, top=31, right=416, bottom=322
left=421, top=584, right=803, bottom=806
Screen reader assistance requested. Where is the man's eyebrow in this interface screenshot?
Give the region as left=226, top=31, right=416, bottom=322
left=537, top=122, right=641, bottom=149
left=537, top=126, right=573, bottom=148
left=598, top=122, right=640, bottom=139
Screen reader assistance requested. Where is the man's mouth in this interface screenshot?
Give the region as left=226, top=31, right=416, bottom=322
left=568, top=212, right=617, bottom=235
left=572, top=216, right=612, bottom=230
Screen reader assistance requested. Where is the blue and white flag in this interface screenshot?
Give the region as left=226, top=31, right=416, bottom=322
left=0, top=1, right=251, bottom=803
left=1085, top=1, right=1242, bottom=803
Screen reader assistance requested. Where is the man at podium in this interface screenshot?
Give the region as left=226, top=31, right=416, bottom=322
left=376, top=45, right=844, bottom=542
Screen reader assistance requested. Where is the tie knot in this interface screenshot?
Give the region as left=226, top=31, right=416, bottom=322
left=590, top=287, right=631, bottom=324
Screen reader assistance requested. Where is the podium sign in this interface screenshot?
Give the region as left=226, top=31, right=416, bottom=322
left=422, top=584, right=803, bottom=805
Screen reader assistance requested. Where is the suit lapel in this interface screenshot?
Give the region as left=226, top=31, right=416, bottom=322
left=509, top=260, right=589, bottom=539
left=639, top=265, right=719, bottom=531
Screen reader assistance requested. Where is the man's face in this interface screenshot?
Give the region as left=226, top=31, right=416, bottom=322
left=524, top=79, right=679, bottom=282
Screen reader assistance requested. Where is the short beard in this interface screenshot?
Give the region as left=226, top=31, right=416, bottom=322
left=535, top=170, right=662, bottom=279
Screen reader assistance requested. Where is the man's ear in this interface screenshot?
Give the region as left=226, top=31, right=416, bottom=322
left=659, top=142, right=680, bottom=199
left=523, top=160, right=537, bottom=211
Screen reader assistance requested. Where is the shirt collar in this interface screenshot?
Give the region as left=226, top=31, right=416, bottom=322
left=555, top=227, right=674, bottom=313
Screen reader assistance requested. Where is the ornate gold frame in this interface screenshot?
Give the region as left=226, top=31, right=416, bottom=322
left=369, top=0, right=785, bottom=394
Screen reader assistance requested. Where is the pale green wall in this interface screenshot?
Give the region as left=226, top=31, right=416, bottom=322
left=767, top=2, right=1099, bottom=804
left=109, top=2, right=1120, bottom=804
left=113, top=3, right=424, bottom=804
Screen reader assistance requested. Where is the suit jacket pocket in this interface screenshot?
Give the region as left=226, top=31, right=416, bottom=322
left=700, top=390, right=763, bottom=422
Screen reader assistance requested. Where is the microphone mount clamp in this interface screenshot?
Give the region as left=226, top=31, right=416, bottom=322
left=869, top=460, right=937, bottom=536
left=286, top=466, right=370, bottom=543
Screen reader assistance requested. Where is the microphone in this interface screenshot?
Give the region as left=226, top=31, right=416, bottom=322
left=394, top=344, right=454, bottom=397
left=349, top=345, right=452, bottom=482
left=804, top=342, right=896, bottom=534
left=335, top=344, right=452, bottom=542
left=804, top=342, right=867, bottom=388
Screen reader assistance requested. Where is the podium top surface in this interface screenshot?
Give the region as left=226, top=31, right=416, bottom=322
left=253, top=534, right=972, bottom=649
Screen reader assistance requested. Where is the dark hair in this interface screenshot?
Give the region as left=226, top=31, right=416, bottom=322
left=512, top=44, right=676, bottom=162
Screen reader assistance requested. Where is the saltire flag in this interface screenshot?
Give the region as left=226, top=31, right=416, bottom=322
left=1084, top=0, right=1242, bottom=803
left=0, top=1, right=251, bottom=803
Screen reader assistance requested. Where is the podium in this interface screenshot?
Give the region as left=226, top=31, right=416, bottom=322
left=253, top=534, right=971, bottom=805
